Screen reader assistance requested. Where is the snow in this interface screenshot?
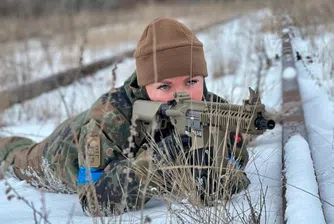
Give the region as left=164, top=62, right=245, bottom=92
left=292, top=32, right=334, bottom=223
left=282, top=67, right=296, bottom=79
left=284, top=134, right=325, bottom=224
left=0, top=120, right=56, bottom=142
left=2, top=58, right=137, bottom=126
left=282, top=28, right=290, bottom=34
left=0, top=178, right=170, bottom=224
left=0, top=28, right=136, bottom=92
left=218, top=53, right=283, bottom=223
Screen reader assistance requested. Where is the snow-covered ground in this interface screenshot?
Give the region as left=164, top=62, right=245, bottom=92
left=1, top=10, right=334, bottom=224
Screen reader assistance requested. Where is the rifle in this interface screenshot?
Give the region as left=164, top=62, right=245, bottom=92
left=133, top=88, right=275, bottom=156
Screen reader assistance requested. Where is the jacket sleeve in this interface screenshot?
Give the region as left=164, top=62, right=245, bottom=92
left=77, top=107, right=130, bottom=171
left=76, top=103, right=155, bottom=216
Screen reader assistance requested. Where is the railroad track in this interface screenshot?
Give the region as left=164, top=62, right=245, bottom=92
left=280, top=19, right=327, bottom=223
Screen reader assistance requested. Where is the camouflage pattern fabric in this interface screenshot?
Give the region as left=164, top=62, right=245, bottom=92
left=78, top=158, right=155, bottom=216
left=0, top=71, right=250, bottom=216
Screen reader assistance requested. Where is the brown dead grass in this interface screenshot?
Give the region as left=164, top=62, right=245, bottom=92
left=0, top=1, right=262, bottom=71
left=260, top=0, right=334, bottom=36
left=0, top=2, right=257, bottom=45
left=53, top=2, right=258, bottom=50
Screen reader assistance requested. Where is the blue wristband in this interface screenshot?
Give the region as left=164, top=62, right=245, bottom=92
left=77, top=166, right=103, bottom=185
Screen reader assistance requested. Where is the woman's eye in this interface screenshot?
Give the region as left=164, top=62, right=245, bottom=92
left=157, top=84, right=170, bottom=90
left=187, top=79, right=199, bottom=85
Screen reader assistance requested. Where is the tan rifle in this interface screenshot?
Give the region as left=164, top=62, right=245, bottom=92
left=133, top=88, right=275, bottom=163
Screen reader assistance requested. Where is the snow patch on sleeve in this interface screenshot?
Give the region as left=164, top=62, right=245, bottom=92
left=284, top=134, right=326, bottom=224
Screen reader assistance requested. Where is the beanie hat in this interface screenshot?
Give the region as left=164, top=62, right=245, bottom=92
left=134, top=18, right=208, bottom=86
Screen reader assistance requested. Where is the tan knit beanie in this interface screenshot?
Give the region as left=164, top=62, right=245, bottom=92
left=134, top=18, right=208, bottom=86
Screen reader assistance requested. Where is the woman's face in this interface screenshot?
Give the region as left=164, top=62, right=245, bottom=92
left=145, top=75, right=204, bottom=102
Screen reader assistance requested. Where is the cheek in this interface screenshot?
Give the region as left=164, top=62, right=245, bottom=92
left=188, top=86, right=203, bottom=101
left=185, top=80, right=204, bottom=100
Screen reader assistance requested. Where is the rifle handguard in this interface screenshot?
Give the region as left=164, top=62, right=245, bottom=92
left=132, top=89, right=275, bottom=149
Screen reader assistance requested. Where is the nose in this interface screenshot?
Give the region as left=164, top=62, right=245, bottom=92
left=173, top=82, right=187, bottom=92
left=175, top=89, right=193, bottom=99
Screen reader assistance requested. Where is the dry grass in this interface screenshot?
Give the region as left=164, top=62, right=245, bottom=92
left=0, top=2, right=257, bottom=45
left=260, top=0, right=334, bottom=36
left=37, top=3, right=258, bottom=53
left=0, top=1, right=262, bottom=94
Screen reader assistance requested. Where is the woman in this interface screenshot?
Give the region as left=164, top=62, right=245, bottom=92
left=0, top=18, right=250, bottom=216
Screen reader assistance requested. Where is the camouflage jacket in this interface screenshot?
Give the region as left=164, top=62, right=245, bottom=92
left=42, top=71, right=230, bottom=191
